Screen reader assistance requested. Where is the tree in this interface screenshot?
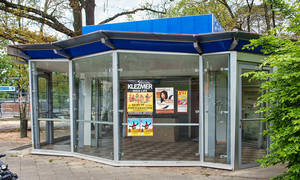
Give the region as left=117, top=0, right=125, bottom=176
left=243, top=0, right=300, bottom=179
left=0, top=41, right=29, bottom=138
left=0, top=0, right=166, bottom=138
left=0, top=0, right=166, bottom=40
left=160, top=0, right=285, bottom=33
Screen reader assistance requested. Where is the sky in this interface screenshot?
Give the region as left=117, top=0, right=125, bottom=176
left=86, top=0, right=165, bottom=25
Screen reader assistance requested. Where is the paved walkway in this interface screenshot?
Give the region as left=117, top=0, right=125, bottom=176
left=0, top=122, right=286, bottom=180
left=0, top=141, right=285, bottom=180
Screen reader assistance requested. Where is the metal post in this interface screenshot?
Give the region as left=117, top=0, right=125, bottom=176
left=227, top=54, right=231, bottom=164
left=69, top=61, right=75, bottom=152
left=188, top=78, right=192, bottom=138
left=95, top=79, right=100, bottom=147
left=29, top=61, right=35, bottom=148
left=230, top=51, right=237, bottom=169
left=199, top=55, right=204, bottom=162
left=78, top=78, right=85, bottom=148
left=31, top=62, right=40, bottom=149
left=46, top=72, right=54, bottom=144
left=112, top=51, right=120, bottom=161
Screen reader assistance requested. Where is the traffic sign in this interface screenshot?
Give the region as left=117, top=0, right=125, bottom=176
left=0, top=86, right=16, bottom=91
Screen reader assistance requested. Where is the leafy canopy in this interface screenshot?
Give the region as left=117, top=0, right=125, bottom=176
left=243, top=0, right=300, bottom=179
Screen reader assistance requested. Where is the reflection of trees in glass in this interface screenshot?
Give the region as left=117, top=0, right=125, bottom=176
left=52, top=72, right=69, bottom=117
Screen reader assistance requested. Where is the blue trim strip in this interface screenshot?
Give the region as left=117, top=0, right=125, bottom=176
left=24, top=39, right=261, bottom=59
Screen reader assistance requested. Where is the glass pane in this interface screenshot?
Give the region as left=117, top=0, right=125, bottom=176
left=119, top=52, right=199, bottom=161
left=203, top=54, right=230, bottom=164
left=34, top=61, right=70, bottom=151
left=38, top=77, right=47, bottom=118
left=39, top=121, right=70, bottom=151
left=74, top=53, right=113, bottom=159
left=121, top=126, right=199, bottom=161
left=241, top=68, right=267, bottom=164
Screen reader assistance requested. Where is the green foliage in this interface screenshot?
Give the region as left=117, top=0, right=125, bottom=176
left=242, top=1, right=300, bottom=179
left=164, top=0, right=235, bottom=31
left=0, top=42, right=28, bottom=92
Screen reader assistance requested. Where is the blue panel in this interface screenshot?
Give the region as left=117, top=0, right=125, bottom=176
left=24, top=39, right=262, bottom=60
left=200, top=39, right=232, bottom=53
left=235, top=40, right=262, bottom=54
left=111, top=39, right=198, bottom=53
left=82, top=14, right=217, bottom=35
left=212, top=15, right=225, bottom=32
left=24, top=50, right=64, bottom=59
left=65, top=41, right=111, bottom=58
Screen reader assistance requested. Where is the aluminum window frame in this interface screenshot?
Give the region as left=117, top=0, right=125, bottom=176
left=200, top=51, right=235, bottom=169
left=29, top=49, right=238, bottom=170
left=238, top=63, right=269, bottom=169
left=29, top=59, right=71, bottom=151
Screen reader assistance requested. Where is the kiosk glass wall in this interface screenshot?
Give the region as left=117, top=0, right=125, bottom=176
left=118, top=52, right=200, bottom=161
left=203, top=54, right=231, bottom=164
left=73, top=53, right=114, bottom=159
left=28, top=51, right=272, bottom=169
left=33, top=61, right=70, bottom=151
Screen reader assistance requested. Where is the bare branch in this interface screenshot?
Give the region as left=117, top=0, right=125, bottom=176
left=217, top=0, right=235, bottom=19
left=0, top=0, right=75, bottom=36
left=98, top=7, right=166, bottom=25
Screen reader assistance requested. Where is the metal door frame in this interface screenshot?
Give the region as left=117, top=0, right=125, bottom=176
left=238, top=63, right=265, bottom=168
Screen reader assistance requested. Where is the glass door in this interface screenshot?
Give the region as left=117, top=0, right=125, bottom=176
left=239, top=64, right=268, bottom=168
left=73, top=53, right=114, bottom=160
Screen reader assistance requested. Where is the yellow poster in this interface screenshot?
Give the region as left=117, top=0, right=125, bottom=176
left=177, top=90, right=188, bottom=113
left=127, top=118, right=141, bottom=136
left=141, top=118, right=153, bottom=136
left=127, top=92, right=153, bottom=113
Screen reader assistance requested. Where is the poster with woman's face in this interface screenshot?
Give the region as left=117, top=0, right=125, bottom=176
left=155, top=87, right=174, bottom=114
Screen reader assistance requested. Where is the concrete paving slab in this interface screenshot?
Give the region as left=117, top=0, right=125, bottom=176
left=0, top=135, right=287, bottom=180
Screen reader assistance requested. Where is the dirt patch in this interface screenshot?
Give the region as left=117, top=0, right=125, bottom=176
left=0, top=130, right=32, bottom=144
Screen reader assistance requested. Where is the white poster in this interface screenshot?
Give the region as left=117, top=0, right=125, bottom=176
left=155, top=87, right=174, bottom=114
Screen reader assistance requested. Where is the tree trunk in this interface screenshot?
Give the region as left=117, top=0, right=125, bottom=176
left=69, top=0, right=82, bottom=35
left=271, top=2, right=276, bottom=28
left=20, top=119, right=27, bottom=138
left=18, top=90, right=27, bottom=138
left=247, top=16, right=251, bottom=32
left=263, top=0, right=271, bottom=33
left=84, top=0, right=95, bottom=26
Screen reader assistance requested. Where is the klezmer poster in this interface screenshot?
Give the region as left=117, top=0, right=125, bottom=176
left=127, top=80, right=153, bottom=115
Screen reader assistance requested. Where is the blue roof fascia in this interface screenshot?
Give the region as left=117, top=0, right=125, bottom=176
left=24, top=50, right=65, bottom=59
left=64, top=41, right=112, bottom=58
left=23, top=39, right=250, bottom=60
left=111, top=39, right=198, bottom=53
left=9, top=31, right=263, bottom=60
left=235, top=39, right=262, bottom=54
left=83, top=14, right=223, bottom=35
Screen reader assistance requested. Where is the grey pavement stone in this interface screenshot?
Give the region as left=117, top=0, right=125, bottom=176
left=0, top=138, right=287, bottom=180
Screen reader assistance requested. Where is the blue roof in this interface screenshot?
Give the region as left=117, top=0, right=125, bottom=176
left=8, top=31, right=262, bottom=60
left=7, top=15, right=262, bottom=60
left=82, top=14, right=224, bottom=35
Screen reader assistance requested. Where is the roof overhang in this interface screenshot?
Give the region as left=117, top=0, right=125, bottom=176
left=7, top=30, right=261, bottom=60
